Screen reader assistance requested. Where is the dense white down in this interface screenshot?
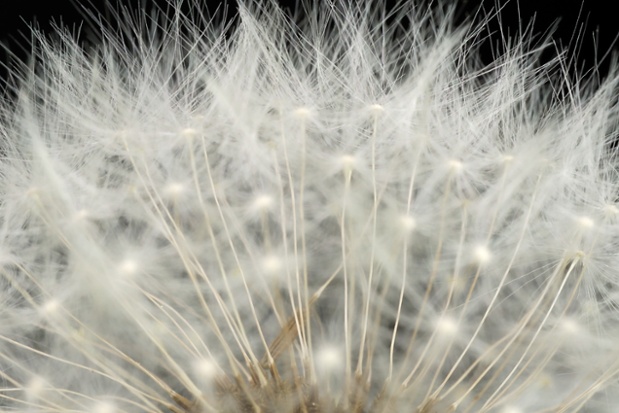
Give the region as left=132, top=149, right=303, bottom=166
left=1, top=1, right=619, bottom=412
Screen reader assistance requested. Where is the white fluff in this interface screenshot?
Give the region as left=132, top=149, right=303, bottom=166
left=1, top=1, right=619, bottom=412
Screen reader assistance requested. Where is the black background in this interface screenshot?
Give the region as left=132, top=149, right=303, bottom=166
left=0, top=0, right=616, bottom=80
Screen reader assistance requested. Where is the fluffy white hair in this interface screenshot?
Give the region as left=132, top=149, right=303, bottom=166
left=1, top=1, right=619, bottom=412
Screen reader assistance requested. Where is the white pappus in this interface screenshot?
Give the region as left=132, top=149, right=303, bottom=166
left=1, top=1, right=619, bottom=412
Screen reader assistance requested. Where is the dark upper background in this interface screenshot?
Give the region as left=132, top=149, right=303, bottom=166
left=0, top=0, right=616, bottom=82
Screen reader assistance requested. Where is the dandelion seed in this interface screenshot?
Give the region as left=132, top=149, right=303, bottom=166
left=1, top=1, right=619, bottom=412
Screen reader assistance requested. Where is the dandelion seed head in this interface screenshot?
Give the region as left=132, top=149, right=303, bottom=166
left=472, top=244, right=492, bottom=265
left=180, top=128, right=197, bottom=139
left=315, top=345, right=343, bottom=374
left=339, top=154, right=357, bottom=171
left=577, top=215, right=595, bottom=230
left=292, top=106, right=312, bottom=119
left=260, top=254, right=284, bottom=278
left=118, top=259, right=139, bottom=278
left=434, top=315, right=459, bottom=339
left=93, top=401, right=117, bottom=413
left=163, top=182, right=187, bottom=198
left=192, top=358, right=219, bottom=383
left=40, top=299, right=60, bottom=318
left=24, top=376, right=47, bottom=401
left=603, top=203, right=619, bottom=219
left=73, top=209, right=90, bottom=221
left=252, top=194, right=275, bottom=211
left=499, top=406, right=524, bottom=413
left=368, top=103, right=384, bottom=115
left=448, top=159, right=463, bottom=173
left=399, top=214, right=417, bottom=232
left=1, top=0, right=619, bottom=412
left=558, top=317, right=582, bottom=337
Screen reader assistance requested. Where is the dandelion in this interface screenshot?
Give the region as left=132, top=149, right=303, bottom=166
left=1, top=1, right=619, bottom=412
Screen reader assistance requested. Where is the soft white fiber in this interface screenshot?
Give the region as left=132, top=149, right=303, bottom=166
left=1, top=1, right=619, bottom=411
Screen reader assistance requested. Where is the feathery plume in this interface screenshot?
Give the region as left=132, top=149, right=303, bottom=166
left=2, top=1, right=619, bottom=412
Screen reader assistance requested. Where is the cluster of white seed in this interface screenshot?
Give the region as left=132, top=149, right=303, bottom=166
left=2, top=1, right=619, bottom=412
